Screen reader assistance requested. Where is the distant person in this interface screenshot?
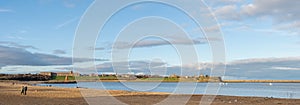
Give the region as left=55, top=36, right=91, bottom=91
left=24, top=86, right=28, bottom=95
left=21, top=86, right=25, bottom=95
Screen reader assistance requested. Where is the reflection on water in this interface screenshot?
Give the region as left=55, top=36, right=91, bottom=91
left=38, top=82, right=300, bottom=99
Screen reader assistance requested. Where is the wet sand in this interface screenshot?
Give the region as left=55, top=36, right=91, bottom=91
left=0, top=81, right=299, bottom=105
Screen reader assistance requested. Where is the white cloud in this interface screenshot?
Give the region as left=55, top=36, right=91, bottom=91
left=38, top=0, right=78, bottom=8
left=229, top=57, right=300, bottom=65
left=113, top=38, right=208, bottom=49
left=271, top=67, right=300, bottom=71
left=95, top=60, right=167, bottom=75
left=0, top=41, right=38, bottom=50
left=19, top=30, right=27, bottom=34
left=0, top=65, right=73, bottom=74
left=219, top=0, right=243, bottom=3
left=211, top=0, right=300, bottom=35
left=63, top=1, right=76, bottom=8
left=111, top=35, right=222, bottom=49
left=241, top=1, right=300, bottom=35
left=0, top=8, right=14, bottom=13
left=130, top=3, right=144, bottom=10
left=275, top=21, right=300, bottom=36
left=55, top=17, right=78, bottom=29
left=240, top=0, right=300, bottom=21
left=240, top=3, right=256, bottom=16
left=214, top=5, right=240, bottom=20
left=199, top=23, right=226, bottom=33
left=205, top=0, right=244, bottom=6
left=6, top=35, right=26, bottom=40
left=53, top=49, right=67, bottom=55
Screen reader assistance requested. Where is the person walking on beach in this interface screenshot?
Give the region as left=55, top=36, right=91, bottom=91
left=24, top=86, right=28, bottom=95
left=21, top=86, right=25, bottom=95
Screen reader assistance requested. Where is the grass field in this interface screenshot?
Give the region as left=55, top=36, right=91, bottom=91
left=51, top=76, right=75, bottom=80
left=139, top=77, right=179, bottom=82
left=99, top=76, right=118, bottom=80
left=51, top=76, right=180, bottom=82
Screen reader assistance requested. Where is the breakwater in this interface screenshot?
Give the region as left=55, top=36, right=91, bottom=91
left=222, top=80, right=300, bottom=83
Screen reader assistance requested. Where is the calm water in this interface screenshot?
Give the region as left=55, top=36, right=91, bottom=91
left=38, top=82, right=300, bottom=99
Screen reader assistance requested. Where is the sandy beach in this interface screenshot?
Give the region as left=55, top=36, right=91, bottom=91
left=0, top=81, right=299, bottom=105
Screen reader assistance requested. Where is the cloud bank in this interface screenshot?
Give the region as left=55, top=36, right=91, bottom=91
left=0, top=45, right=107, bottom=69
left=211, top=0, right=300, bottom=35
left=93, top=57, right=300, bottom=80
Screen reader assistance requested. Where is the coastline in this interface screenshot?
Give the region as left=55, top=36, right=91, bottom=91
left=36, top=79, right=300, bottom=84
left=0, top=80, right=299, bottom=105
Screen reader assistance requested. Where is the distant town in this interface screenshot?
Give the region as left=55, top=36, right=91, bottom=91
left=0, top=70, right=221, bottom=82
left=1, top=71, right=300, bottom=83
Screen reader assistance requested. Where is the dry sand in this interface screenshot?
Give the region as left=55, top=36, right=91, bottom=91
left=0, top=81, right=299, bottom=105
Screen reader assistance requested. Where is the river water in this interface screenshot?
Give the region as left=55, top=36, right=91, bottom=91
left=38, top=82, right=300, bottom=99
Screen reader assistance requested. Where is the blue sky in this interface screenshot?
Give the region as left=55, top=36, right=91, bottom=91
left=0, top=0, right=299, bottom=80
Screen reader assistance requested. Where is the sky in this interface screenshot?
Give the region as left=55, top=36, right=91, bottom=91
left=0, top=0, right=300, bottom=80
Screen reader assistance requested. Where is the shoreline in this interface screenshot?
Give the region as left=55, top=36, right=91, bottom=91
left=0, top=80, right=299, bottom=105
left=34, top=79, right=300, bottom=84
